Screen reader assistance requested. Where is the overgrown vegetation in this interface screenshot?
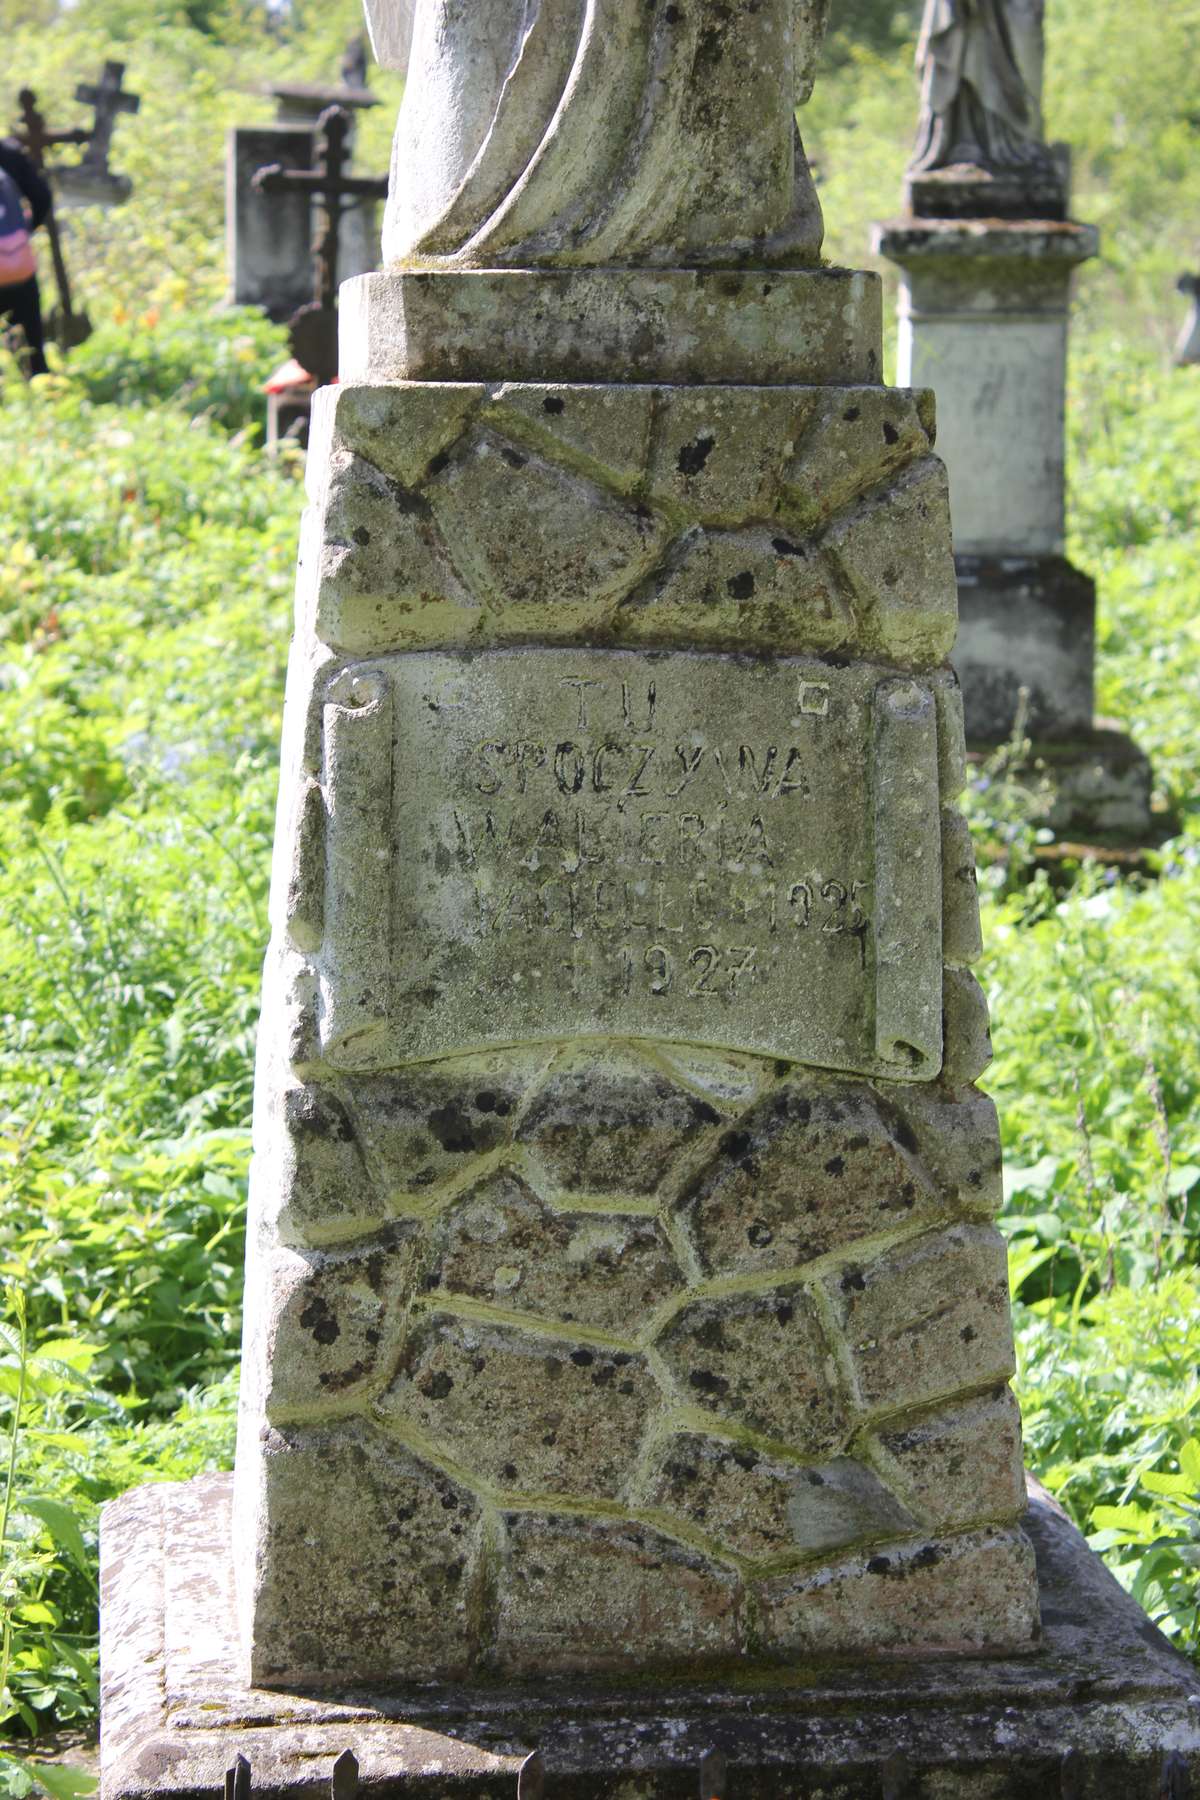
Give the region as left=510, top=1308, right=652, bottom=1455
left=0, top=0, right=1197, bottom=1769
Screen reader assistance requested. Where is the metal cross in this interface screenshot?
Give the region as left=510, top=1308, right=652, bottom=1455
left=10, top=87, right=92, bottom=349
left=15, top=88, right=90, bottom=167
left=252, top=105, right=387, bottom=383
left=74, top=61, right=140, bottom=173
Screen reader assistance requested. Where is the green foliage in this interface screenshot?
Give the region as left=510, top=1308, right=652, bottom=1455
left=65, top=309, right=288, bottom=435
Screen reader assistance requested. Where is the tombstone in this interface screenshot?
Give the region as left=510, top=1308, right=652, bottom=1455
left=1176, top=272, right=1200, bottom=366
left=53, top=60, right=139, bottom=208
left=99, top=3, right=1200, bottom=1793
left=873, top=3, right=1154, bottom=842
left=226, top=70, right=379, bottom=319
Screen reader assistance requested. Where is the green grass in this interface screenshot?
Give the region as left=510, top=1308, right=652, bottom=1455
left=0, top=0, right=1197, bottom=1759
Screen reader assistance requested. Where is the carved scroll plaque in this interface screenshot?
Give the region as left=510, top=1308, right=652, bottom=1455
left=314, top=649, right=944, bottom=1079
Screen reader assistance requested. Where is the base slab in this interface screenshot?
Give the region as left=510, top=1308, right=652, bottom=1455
left=100, top=1475, right=1199, bottom=1800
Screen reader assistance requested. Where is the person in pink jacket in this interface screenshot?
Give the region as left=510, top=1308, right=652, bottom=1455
left=0, top=137, right=51, bottom=376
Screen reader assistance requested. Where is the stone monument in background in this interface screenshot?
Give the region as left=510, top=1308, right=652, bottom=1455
left=100, top=3, right=1200, bottom=1792
left=874, top=1, right=1155, bottom=843
left=226, top=52, right=380, bottom=321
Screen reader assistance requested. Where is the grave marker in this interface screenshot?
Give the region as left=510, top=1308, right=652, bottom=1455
left=874, top=2, right=1155, bottom=843
left=99, top=1, right=1200, bottom=1791
left=54, top=60, right=140, bottom=207
left=226, top=65, right=379, bottom=320
left=252, top=105, right=387, bottom=384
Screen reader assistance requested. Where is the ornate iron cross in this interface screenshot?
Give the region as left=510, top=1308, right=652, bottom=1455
left=252, top=105, right=387, bottom=384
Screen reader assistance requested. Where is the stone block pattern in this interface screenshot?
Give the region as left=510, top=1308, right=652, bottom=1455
left=301, top=379, right=955, bottom=667
left=237, top=380, right=1037, bottom=1686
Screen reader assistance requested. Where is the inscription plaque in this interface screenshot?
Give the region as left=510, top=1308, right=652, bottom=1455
left=313, top=649, right=945, bottom=1080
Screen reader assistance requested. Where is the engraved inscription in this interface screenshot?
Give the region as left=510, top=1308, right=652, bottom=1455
left=317, top=650, right=943, bottom=1079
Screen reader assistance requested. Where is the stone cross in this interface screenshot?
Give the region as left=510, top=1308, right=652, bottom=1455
left=251, top=105, right=387, bottom=383
left=74, top=60, right=140, bottom=173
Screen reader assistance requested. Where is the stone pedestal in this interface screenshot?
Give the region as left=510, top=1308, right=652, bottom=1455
left=221, top=258, right=1049, bottom=1686
left=99, top=7, right=1194, bottom=1789
left=874, top=188, right=1155, bottom=844
left=99, top=1475, right=1200, bottom=1798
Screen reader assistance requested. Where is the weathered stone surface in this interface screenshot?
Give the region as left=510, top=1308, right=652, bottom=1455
left=941, top=805, right=984, bottom=967
left=306, top=381, right=961, bottom=668
left=873, top=220, right=1097, bottom=562
left=644, top=389, right=822, bottom=527
left=340, top=268, right=883, bottom=388
left=489, top=383, right=656, bottom=495
left=942, top=965, right=995, bottom=1085
left=316, top=449, right=477, bottom=655
left=491, top=1513, right=742, bottom=1676
left=272, top=1079, right=383, bottom=1243
left=340, top=1053, right=544, bottom=1206
left=870, top=1388, right=1028, bottom=1531
left=376, top=1312, right=657, bottom=1499
left=890, top=1082, right=1005, bottom=1218
left=262, top=1235, right=411, bottom=1414
left=313, top=648, right=947, bottom=1083
left=328, top=382, right=485, bottom=490
left=426, top=1170, right=683, bottom=1332
left=673, top=1078, right=950, bottom=1281
left=780, top=387, right=936, bottom=529
left=514, top=1044, right=727, bottom=1200
left=644, top=1433, right=916, bottom=1564
left=870, top=211, right=1158, bottom=840
left=244, top=1422, right=482, bottom=1685
left=955, top=554, right=1097, bottom=743
left=372, top=0, right=828, bottom=272
left=753, top=1523, right=1040, bottom=1658
left=227, top=0, right=1036, bottom=1683
left=823, top=456, right=958, bottom=665
left=103, top=1476, right=1200, bottom=1799
left=427, top=433, right=669, bottom=621
left=618, top=524, right=852, bottom=656
left=826, top=1224, right=1015, bottom=1416
left=655, top=1286, right=847, bottom=1455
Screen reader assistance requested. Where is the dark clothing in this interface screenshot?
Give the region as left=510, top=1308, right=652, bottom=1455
left=2, top=274, right=49, bottom=375
left=0, top=139, right=52, bottom=231
left=0, top=137, right=52, bottom=375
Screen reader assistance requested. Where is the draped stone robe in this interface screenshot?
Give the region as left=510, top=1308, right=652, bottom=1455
left=362, top=0, right=832, bottom=267
left=910, top=0, right=1050, bottom=175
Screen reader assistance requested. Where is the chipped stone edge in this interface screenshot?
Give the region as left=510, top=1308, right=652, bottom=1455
left=100, top=1475, right=1200, bottom=1800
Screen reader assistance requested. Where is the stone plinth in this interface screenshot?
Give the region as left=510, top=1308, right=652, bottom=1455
left=99, top=1475, right=1200, bottom=1800
left=874, top=200, right=1156, bottom=842
left=219, top=252, right=1043, bottom=1688
left=871, top=216, right=1097, bottom=564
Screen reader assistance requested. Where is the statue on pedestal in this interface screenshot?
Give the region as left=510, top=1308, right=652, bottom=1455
left=909, top=0, right=1052, bottom=175
left=361, top=0, right=831, bottom=266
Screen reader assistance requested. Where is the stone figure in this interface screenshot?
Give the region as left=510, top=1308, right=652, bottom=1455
left=361, top=0, right=831, bottom=266
left=910, top=0, right=1052, bottom=175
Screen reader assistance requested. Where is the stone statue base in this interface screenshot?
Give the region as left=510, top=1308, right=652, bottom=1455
left=873, top=214, right=1159, bottom=848
left=99, top=1474, right=1200, bottom=1799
